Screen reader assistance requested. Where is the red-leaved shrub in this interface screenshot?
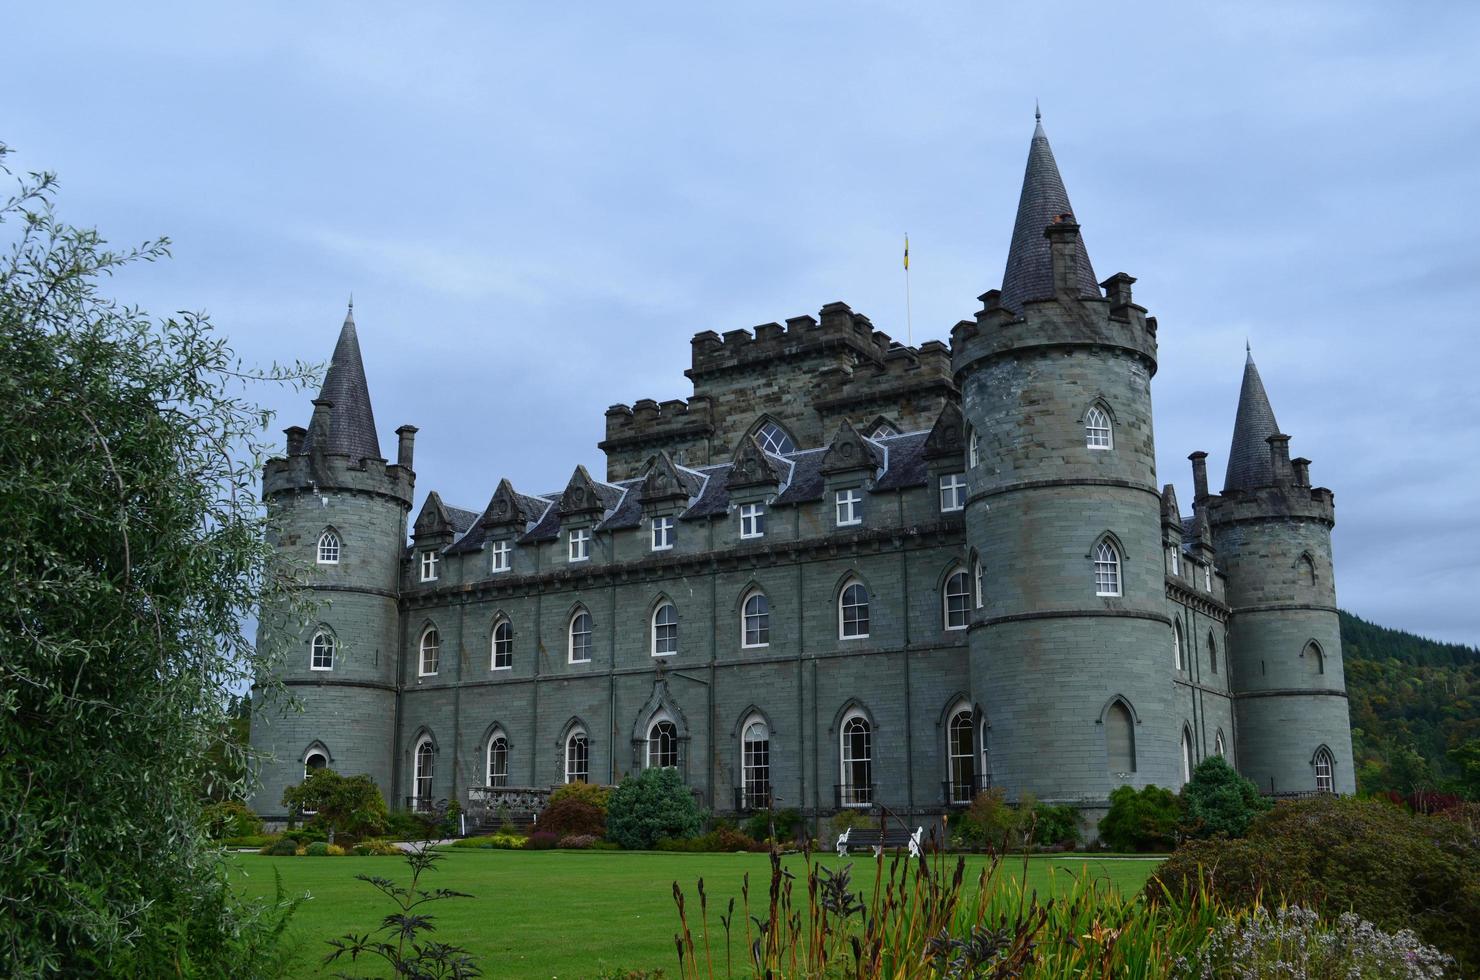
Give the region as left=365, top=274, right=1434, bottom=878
left=524, top=831, right=559, bottom=850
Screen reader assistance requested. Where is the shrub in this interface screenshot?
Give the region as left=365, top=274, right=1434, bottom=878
left=352, top=840, right=403, bottom=856
left=304, top=842, right=331, bottom=857
left=1097, top=784, right=1180, bottom=852
left=524, top=831, right=559, bottom=850
left=657, top=827, right=765, bottom=853
left=828, top=808, right=877, bottom=840
left=537, top=797, right=606, bottom=838
left=1150, top=795, right=1480, bottom=972
left=385, top=809, right=434, bottom=841
left=558, top=834, right=598, bottom=849
left=280, top=769, right=389, bottom=843
left=204, top=800, right=264, bottom=840
left=548, top=781, right=611, bottom=810
left=450, top=833, right=525, bottom=850
left=1186, top=905, right=1453, bottom=978
left=262, top=839, right=299, bottom=857
left=606, top=768, right=704, bottom=850
left=439, top=799, right=462, bottom=838
left=223, top=834, right=276, bottom=849
left=952, top=787, right=1029, bottom=850
left=744, top=807, right=804, bottom=842
left=1179, top=755, right=1271, bottom=839
left=1031, top=803, right=1082, bottom=847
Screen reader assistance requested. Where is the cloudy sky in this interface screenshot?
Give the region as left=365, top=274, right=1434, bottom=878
left=6, top=2, right=1478, bottom=644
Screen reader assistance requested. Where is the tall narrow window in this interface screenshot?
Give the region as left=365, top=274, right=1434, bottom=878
left=1085, top=406, right=1112, bottom=449
left=568, top=527, right=590, bottom=562
left=490, top=539, right=511, bottom=573
left=948, top=710, right=974, bottom=804
left=565, top=730, right=589, bottom=783
left=1173, top=621, right=1183, bottom=671
left=974, top=559, right=984, bottom=608
left=755, top=421, right=795, bottom=455
left=1313, top=746, right=1334, bottom=793
left=939, top=473, right=966, bottom=513
left=311, top=630, right=335, bottom=671
left=414, top=738, right=434, bottom=806
left=835, top=489, right=863, bottom=527
left=491, top=618, right=513, bottom=670
left=1214, top=731, right=1226, bottom=758
left=1203, top=564, right=1212, bottom=591
left=1300, top=554, right=1317, bottom=586
left=1305, top=641, right=1325, bottom=675
left=839, top=581, right=869, bottom=639
left=740, top=503, right=765, bottom=539
left=1208, top=633, right=1218, bottom=674
left=652, top=602, right=678, bottom=656
left=968, top=428, right=980, bottom=467
left=651, top=516, right=674, bottom=551
left=944, top=570, right=970, bottom=630
left=647, top=719, right=678, bottom=768
left=568, top=610, right=592, bottom=663
left=1094, top=541, right=1122, bottom=597
left=1170, top=548, right=1181, bottom=577
left=419, top=628, right=440, bottom=676
left=840, top=715, right=872, bottom=806
left=317, top=530, right=340, bottom=564
left=742, top=591, right=770, bottom=648
left=487, top=734, right=508, bottom=787
left=1105, top=700, right=1135, bottom=774
left=420, top=550, right=439, bottom=582
left=1181, top=727, right=1194, bottom=785
left=742, top=719, right=770, bottom=810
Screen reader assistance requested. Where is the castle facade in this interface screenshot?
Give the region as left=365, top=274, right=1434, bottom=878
left=249, top=119, right=1356, bottom=831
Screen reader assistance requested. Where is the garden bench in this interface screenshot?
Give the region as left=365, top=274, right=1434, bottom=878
left=835, top=824, right=923, bottom=858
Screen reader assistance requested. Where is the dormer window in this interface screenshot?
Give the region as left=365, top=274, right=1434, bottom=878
left=651, top=516, right=674, bottom=551
left=740, top=503, right=765, bottom=539
left=939, top=473, right=966, bottom=513
left=568, top=527, right=590, bottom=562
left=835, top=489, right=863, bottom=527
left=869, top=421, right=899, bottom=439
left=491, top=539, right=511, bottom=573
left=419, top=550, right=439, bottom=582
left=1085, top=406, right=1112, bottom=449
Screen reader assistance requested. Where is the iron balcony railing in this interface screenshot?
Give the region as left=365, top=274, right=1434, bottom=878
left=733, top=785, right=774, bottom=812
left=942, top=774, right=992, bottom=806
left=835, top=783, right=876, bottom=808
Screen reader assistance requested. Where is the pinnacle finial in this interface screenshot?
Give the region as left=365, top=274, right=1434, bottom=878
left=348, top=293, right=354, bottom=313
left=1035, top=99, right=1041, bottom=121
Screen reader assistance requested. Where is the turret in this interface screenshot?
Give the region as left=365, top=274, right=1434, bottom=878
left=1199, top=349, right=1353, bottom=795
left=952, top=114, right=1179, bottom=811
left=249, top=303, right=415, bottom=822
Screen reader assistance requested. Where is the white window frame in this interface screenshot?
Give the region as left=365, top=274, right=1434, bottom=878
left=1085, top=406, right=1113, bottom=450
left=1203, top=563, right=1212, bottom=591
left=646, top=717, right=679, bottom=769
left=968, top=427, right=979, bottom=468
left=755, top=421, right=795, bottom=456
left=1313, top=747, right=1334, bottom=793
left=1181, top=727, right=1194, bottom=785
left=839, top=711, right=873, bottom=807
left=1214, top=731, right=1226, bottom=758
left=420, top=549, right=439, bottom=582
left=835, top=488, right=863, bottom=527
left=568, top=527, right=590, bottom=563
left=1169, top=548, right=1180, bottom=577
left=304, top=751, right=328, bottom=779
left=839, top=579, right=870, bottom=640
left=741, top=717, right=770, bottom=809
left=651, top=601, right=678, bottom=657
left=651, top=515, right=674, bottom=551
left=739, top=503, right=765, bottom=540
left=564, top=729, right=589, bottom=784
left=1208, top=633, right=1218, bottom=675
left=568, top=610, right=592, bottom=664
left=490, top=539, right=511, bottom=573
left=1094, top=540, right=1122, bottom=597
left=413, top=737, right=435, bottom=803
left=486, top=732, right=509, bottom=787
left=943, top=569, right=970, bottom=631
left=491, top=617, right=513, bottom=670
left=419, top=627, right=440, bottom=677
left=741, top=590, right=770, bottom=649
left=1173, top=621, right=1183, bottom=671
left=939, top=472, right=966, bottom=513
left=947, top=708, right=974, bottom=804
left=310, top=630, right=335, bottom=671
left=317, top=529, right=340, bottom=565
left=974, top=559, right=984, bottom=609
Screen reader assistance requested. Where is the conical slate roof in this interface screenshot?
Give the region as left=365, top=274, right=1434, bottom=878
left=998, top=114, right=1101, bottom=313
left=1223, top=349, right=1280, bottom=492
left=304, top=305, right=381, bottom=460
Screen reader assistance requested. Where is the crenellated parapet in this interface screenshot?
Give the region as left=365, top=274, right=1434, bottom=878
left=599, top=397, right=715, bottom=481
left=263, top=448, right=415, bottom=507
left=686, top=301, right=893, bottom=381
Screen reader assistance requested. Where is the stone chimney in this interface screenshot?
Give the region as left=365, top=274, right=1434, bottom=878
left=307, top=399, right=333, bottom=454
left=1045, top=215, right=1082, bottom=297
left=1291, top=457, right=1311, bottom=488
left=396, top=425, right=418, bottom=470
left=284, top=425, right=307, bottom=456
left=1189, top=451, right=1210, bottom=502
left=1267, top=434, right=1293, bottom=485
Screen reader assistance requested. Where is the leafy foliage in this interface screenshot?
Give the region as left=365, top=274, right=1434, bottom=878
left=605, top=768, right=704, bottom=850
left=1179, top=755, right=1272, bottom=839
left=950, top=787, right=1030, bottom=850
left=547, top=780, right=611, bottom=810
left=536, top=796, right=606, bottom=838
left=205, top=799, right=266, bottom=840
left=1029, top=803, right=1083, bottom=847
left=742, top=807, right=803, bottom=843
left=0, top=144, right=313, bottom=975
left=1187, top=905, right=1452, bottom=979
left=281, top=768, right=390, bottom=843
left=1097, top=784, right=1181, bottom=852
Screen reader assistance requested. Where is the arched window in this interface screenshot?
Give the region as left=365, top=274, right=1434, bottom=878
left=419, top=628, right=440, bottom=676
left=317, top=529, right=340, bottom=564
left=311, top=630, right=335, bottom=671
left=968, top=427, right=980, bottom=467
left=1173, top=620, right=1183, bottom=671
left=1300, top=554, right=1317, bottom=586
left=487, top=733, right=508, bottom=787
left=491, top=617, right=513, bottom=670
left=742, top=590, right=769, bottom=648
left=1304, top=641, right=1325, bottom=676
left=565, top=729, right=589, bottom=784
left=755, top=421, right=795, bottom=455
left=568, top=609, right=592, bottom=663
left=1181, top=727, right=1195, bottom=785
left=980, top=719, right=991, bottom=785
left=741, top=718, right=770, bottom=810
left=943, top=570, right=970, bottom=631
left=1313, top=746, right=1335, bottom=793
left=839, top=580, right=870, bottom=639
left=840, top=713, right=872, bottom=806
left=869, top=420, right=899, bottom=440
left=947, top=709, right=974, bottom=804
left=1094, top=540, right=1122, bottom=597
left=1214, top=730, right=1226, bottom=758
left=304, top=750, right=328, bottom=777
left=1085, top=406, right=1112, bottom=449
left=974, top=558, right=984, bottom=609
left=647, top=719, right=678, bottom=768
left=1105, top=700, right=1135, bottom=774
left=413, top=738, right=435, bottom=806
left=1208, top=632, right=1218, bottom=674
left=652, top=602, right=678, bottom=657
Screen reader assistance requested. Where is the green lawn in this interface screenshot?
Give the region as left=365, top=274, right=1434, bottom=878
left=228, top=848, right=1159, bottom=978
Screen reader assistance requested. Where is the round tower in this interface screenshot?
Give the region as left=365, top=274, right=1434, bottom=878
left=249, top=306, right=415, bottom=821
left=951, top=117, right=1180, bottom=807
left=1199, top=351, right=1355, bottom=795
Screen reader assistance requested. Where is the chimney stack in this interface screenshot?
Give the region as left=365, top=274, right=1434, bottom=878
left=396, top=425, right=418, bottom=470
left=284, top=425, right=307, bottom=455
left=308, top=399, right=333, bottom=453
left=1044, top=215, right=1082, bottom=297
left=1189, top=451, right=1210, bottom=502
left=1267, top=434, right=1293, bottom=485
left=1291, top=457, right=1311, bottom=487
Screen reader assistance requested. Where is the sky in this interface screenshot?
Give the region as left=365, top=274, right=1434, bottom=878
left=5, top=2, right=1478, bottom=645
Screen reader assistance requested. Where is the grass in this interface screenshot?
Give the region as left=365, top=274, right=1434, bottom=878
left=226, top=848, right=1160, bottom=978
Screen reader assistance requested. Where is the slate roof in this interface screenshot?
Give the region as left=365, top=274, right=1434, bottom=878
left=304, top=306, right=382, bottom=460
left=1223, top=350, right=1281, bottom=492
left=998, top=114, right=1101, bottom=313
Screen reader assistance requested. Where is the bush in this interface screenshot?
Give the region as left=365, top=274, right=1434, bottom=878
left=223, top=834, right=276, bottom=849
left=558, top=834, right=598, bottom=849
left=606, top=768, right=704, bottom=850
left=1031, top=803, right=1082, bottom=847
left=828, top=808, right=877, bottom=840
left=537, top=797, right=606, bottom=838
left=281, top=769, right=389, bottom=843
left=657, top=827, right=765, bottom=853
left=548, top=781, right=611, bottom=810
left=1097, top=784, right=1180, bottom=852
left=1179, top=755, right=1271, bottom=839
left=1187, top=905, right=1453, bottom=978
left=262, top=839, right=299, bottom=857
left=204, top=800, right=264, bottom=840
left=524, top=831, right=559, bottom=850
left=744, top=807, right=804, bottom=843
left=450, top=833, right=525, bottom=850
left=1150, top=795, right=1480, bottom=972
left=952, top=787, right=1029, bottom=850
left=304, top=842, right=331, bottom=857
left=352, top=840, right=403, bottom=856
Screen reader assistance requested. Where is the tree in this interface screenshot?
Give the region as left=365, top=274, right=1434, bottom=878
left=605, top=768, right=704, bottom=850
left=1179, top=755, right=1272, bottom=839
left=1450, top=739, right=1480, bottom=801
left=1097, top=784, right=1181, bottom=852
left=281, top=769, right=389, bottom=843
left=0, top=144, right=313, bottom=976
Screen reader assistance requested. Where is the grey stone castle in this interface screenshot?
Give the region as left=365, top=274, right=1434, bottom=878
left=249, top=118, right=1356, bottom=832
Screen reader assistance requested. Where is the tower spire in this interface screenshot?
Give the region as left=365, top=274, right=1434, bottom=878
left=1223, top=349, right=1280, bottom=492
left=304, top=305, right=382, bottom=460
left=997, top=114, right=1100, bottom=313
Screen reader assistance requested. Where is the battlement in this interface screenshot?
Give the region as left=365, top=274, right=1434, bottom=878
left=600, top=396, right=714, bottom=452
left=687, top=301, right=896, bottom=380
left=263, top=450, right=415, bottom=506
left=813, top=337, right=956, bottom=411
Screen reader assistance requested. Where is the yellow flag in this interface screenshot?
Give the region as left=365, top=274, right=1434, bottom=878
left=903, top=234, right=909, bottom=271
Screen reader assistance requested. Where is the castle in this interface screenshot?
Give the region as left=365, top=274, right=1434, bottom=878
left=249, top=117, right=1356, bottom=833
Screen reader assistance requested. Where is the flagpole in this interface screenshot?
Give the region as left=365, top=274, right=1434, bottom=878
left=904, top=233, right=913, bottom=346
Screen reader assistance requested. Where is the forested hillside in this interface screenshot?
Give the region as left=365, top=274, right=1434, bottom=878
left=1340, top=610, right=1480, bottom=796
